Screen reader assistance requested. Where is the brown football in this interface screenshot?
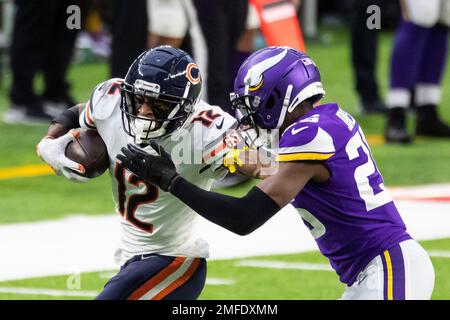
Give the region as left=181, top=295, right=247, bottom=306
left=65, top=128, right=109, bottom=178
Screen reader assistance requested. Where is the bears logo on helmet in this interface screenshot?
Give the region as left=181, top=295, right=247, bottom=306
left=186, top=63, right=201, bottom=85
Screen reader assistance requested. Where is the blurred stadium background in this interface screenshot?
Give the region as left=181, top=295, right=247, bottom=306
left=0, top=0, right=449, bottom=299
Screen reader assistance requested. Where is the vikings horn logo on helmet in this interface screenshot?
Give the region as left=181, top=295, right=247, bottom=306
left=243, top=47, right=288, bottom=94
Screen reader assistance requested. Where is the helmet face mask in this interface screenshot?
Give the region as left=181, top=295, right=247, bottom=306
left=120, top=81, right=194, bottom=143
left=230, top=92, right=261, bottom=134
left=120, top=46, right=201, bottom=144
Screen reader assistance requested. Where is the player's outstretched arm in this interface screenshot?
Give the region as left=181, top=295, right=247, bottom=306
left=226, top=147, right=277, bottom=180
left=169, top=161, right=323, bottom=235
left=36, top=103, right=89, bottom=182
left=118, top=140, right=325, bottom=235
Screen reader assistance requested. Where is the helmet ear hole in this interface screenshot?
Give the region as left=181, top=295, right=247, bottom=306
left=273, top=88, right=281, bottom=99
left=266, top=94, right=276, bottom=109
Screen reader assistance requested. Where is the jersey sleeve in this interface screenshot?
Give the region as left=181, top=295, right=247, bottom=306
left=276, top=123, right=336, bottom=162
left=79, top=78, right=123, bottom=129
left=193, top=106, right=241, bottom=179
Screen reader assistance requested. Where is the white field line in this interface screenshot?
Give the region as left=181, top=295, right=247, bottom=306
left=205, top=278, right=235, bottom=285
left=389, top=183, right=450, bottom=199
left=0, top=287, right=98, bottom=297
left=1, top=195, right=450, bottom=282
left=1, top=250, right=446, bottom=298
left=236, top=260, right=333, bottom=271
left=99, top=272, right=235, bottom=285
left=0, top=277, right=235, bottom=298
left=427, top=250, right=450, bottom=258
left=235, top=248, right=450, bottom=272
left=3, top=250, right=447, bottom=298
left=98, top=271, right=118, bottom=279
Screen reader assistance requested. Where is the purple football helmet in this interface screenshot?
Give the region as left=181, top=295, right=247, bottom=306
left=230, top=46, right=325, bottom=131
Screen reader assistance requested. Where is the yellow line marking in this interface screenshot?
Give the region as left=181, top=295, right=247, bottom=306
left=384, top=250, right=394, bottom=300
left=0, top=136, right=384, bottom=180
left=0, top=164, right=55, bottom=180
left=366, top=135, right=384, bottom=146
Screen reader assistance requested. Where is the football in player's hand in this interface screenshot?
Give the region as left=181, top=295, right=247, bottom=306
left=65, top=128, right=109, bottom=178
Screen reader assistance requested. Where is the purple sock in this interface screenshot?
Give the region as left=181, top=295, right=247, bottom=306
left=389, top=19, right=431, bottom=89
left=417, top=24, right=449, bottom=85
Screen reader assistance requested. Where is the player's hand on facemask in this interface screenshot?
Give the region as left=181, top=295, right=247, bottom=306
left=117, top=141, right=180, bottom=192
left=36, top=129, right=89, bottom=182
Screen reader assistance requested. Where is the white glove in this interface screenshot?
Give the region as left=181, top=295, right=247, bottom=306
left=36, top=129, right=89, bottom=182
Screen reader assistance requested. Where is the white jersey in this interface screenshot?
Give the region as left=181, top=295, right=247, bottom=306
left=79, top=78, right=241, bottom=265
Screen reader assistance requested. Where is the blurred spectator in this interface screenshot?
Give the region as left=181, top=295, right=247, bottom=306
left=349, top=0, right=386, bottom=114
left=0, top=0, right=13, bottom=88
left=233, top=3, right=260, bottom=85
left=74, top=5, right=111, bottom=63
left=3, top=0, right=90, bottom=124
left=145, top=0, right=247, bottom=114
left=146, top=0, right=187, bottom=49
left=385, top=0, right=450, bottom=143
left=109, top=0, right=147, bottom=78
left=214, top=2, right=260, bottom=189
left=188, top=0, right=248, bottom=114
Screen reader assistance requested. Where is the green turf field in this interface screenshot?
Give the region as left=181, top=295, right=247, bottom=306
left=0, top=238, right=448, bottom=300
left=0, top=27, right=449, bottom=299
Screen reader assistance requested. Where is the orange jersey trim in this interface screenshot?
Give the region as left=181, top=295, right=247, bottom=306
left=85, top=100, right=95, bottom=127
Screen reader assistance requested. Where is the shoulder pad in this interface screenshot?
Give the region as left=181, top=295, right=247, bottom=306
left=277, top=123, right=335, bottom=162
left=89, top=78, right=123, bottom=121
left=189, top=101, right=240, bottom=164
left=190, top=102, right=238, bottom=143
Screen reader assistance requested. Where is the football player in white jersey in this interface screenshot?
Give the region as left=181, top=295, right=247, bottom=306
left=36, top=46, right=255, bottom=300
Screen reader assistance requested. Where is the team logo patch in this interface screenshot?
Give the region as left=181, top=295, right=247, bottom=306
left=249, top=77, right=264, bottom=91
left=186, top=63, right=201, bottom=85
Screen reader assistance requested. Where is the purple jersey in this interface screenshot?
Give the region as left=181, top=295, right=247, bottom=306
left=277, top=103, right=411, bottom=285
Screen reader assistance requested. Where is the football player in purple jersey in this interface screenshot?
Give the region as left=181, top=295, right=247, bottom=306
left=385, top=0, right=450, bottom=143
left=118, top=46, right=435, bottom=300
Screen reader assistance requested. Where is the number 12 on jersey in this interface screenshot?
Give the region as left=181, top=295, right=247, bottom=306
left=114, top=162, right=159, bottom=233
